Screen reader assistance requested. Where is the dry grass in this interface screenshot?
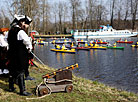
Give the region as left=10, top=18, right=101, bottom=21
left=0, top=61, right=138, bottom=102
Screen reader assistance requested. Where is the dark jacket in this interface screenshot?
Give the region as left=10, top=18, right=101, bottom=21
left=7, top=26, right=29, bottom=74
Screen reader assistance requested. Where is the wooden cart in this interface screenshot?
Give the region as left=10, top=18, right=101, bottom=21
left=36, top=63, right=78, bottom=96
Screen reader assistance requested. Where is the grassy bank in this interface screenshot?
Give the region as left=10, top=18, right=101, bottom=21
left=0, top=61, right=138, bottom=102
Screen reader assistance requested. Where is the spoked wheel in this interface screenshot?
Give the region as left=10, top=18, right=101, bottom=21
left=65, top=85, right=73, bottom=93
left=38, top=84, right=50, bottom=96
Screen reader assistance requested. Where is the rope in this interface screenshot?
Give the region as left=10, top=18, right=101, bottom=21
left=26, top=78, right=52, bottom=100
left=26, top=78, right=72, bottom=100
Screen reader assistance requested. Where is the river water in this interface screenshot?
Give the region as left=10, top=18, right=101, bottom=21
left=34, top=37, right=138, bottom=93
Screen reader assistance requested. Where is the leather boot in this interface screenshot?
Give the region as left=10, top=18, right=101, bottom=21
left=18, top=73, right=32, bottom=96
left=9, top=75, right=15, bottom=92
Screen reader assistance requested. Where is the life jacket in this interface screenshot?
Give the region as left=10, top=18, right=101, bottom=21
left=95, top=43, right=99, bottom=47
left=90, top=43, right=93, bottom=47
left=125, top=39, right=127, bottom=42
left=62, top=45, right=66, bottom=49
left=85, top=43, right=88, bottom=47
left=56, top=45, right=60, bottom=49
left=113, top=43, right=116, bottom=47
left=71, top=42, right=74, bottom=47
left=71, top=48, right=75, bottom=51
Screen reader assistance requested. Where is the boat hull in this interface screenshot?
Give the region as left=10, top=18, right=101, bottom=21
left=51, top=41, right=72, bottom=44
left=38, top=43, right=45, bottom=45
left=116, top=41, right=133, bottom=44
left=103, top=46, right=124, bottom=49
left=50, top=49, right=76, bottom=53
left=89, top=46, right=107, bottom=50
left=131, top=45, right=138, bottom=48
left=73, top=34, right=138, bottom=39
left=76, top=47, right=90, bottom=50
left=92, top=42, right=107, bottom=44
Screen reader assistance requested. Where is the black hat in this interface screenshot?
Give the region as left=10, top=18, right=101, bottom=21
left=10, top=14, right=32, bottom=26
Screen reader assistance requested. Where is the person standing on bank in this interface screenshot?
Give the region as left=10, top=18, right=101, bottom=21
left=7, top=14, right=33, bottom=96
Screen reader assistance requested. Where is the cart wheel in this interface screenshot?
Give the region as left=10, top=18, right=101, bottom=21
left=38, top=85, right=50, bottom=96
left=65, top=85, right=73, bottom=93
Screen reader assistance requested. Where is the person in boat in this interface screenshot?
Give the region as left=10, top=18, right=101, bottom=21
left=113, top=42, right=117, bottom=47
left=99, top=39, right=103, bottom=43
left=7, top=14, right=33, bottom=96
left=125, top=39, right=127, bottom=42
left=77, top=39, right=80, bottom=41
left=135, top=41, right=138, bottom=46
left=52, top=40, right=56, bottom=44
left=94, top=39, right=96, bottom=42
left=61, top=44, right=67, bottom=50
left=119, top=38, right=122, bottom=41
left=64, top=39, right=67, bottom=44
left=81, top=39, right=83, bottom=42
left=70, top=42, right=74, bottom=48
left=90, top=43, right=93, bottom=47
left=77, top=43, right=81, bottom=47
left=0, top=28, right=9, bottom=75
left=40, top=40, right=43, bottom=43
left=39, top=37, right=41, bottom=42
left=55, top=44, right=60, bottom=49
left=64, top=39, right=67, bottom=42
left=94, top=42, right=99, bottom=47
left=85, top=43, right=88, bottom=47
left=107, top=42, right=112, bottom=47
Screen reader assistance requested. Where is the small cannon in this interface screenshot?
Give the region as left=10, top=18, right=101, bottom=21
left=36, top=63, right=78, bottom=96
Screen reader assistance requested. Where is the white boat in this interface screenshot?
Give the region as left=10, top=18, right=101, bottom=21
left=72, top=25, right=138, bottom=39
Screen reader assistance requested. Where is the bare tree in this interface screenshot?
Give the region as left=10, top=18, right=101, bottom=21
left=69, top=0, right=81, bottom=29
left=58, top=2, right=64, bottom=34
left=1, top=0, right=138, bottom=34
left=110, top=0, right=115, bottom=27
left=62, top=2, right=69, bottom=34
left=52, top=2, right=58, bottom=34
left=131, top=0, right=138, bottom=30
left=123, top=0, right=130, bottom=29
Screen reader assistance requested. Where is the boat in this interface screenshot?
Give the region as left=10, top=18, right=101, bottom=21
left=36, top=41, right=48, bottom=45
left=72, top=24, right=138, bottom=39
left=76, top=40, right=87, bottom=44
left=116, top=40, right=133, bottom=44
left=92, top=41, right=107, bottom=44
left=89, top=46, right=107, bottom=50
left=38, top=43, right=45, bottom=45
left=75, top=47, right=90, bottom=50
left=102, top=46, right=124, bottom=50
left=35, top=41, right=48, bottom=45
left=50, top=49, right=76, bottom=53
left=65, top=45, right=76, bottom=49
left=131, top=45, right=138, bottom=48
left=51, top=40, right=72, bottom=44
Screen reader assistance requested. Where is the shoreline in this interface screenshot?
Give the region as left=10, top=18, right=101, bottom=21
left=0, top=61, right=138, bottom=102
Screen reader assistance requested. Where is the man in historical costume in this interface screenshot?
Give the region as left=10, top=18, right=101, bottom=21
left=7, top=14, right=33, bottom=96
left=0, top=28, right=9, bottom=75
